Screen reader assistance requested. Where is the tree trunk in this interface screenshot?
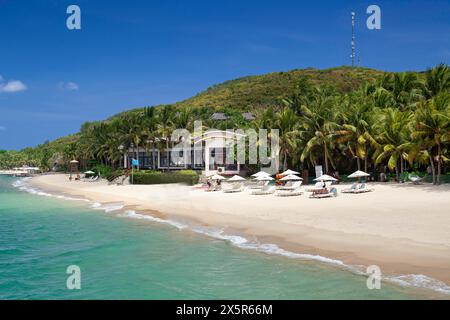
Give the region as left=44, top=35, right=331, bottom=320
left=135, top=145, right=139, bottom=171
left=324, top=144, right=329, bottom=173
left=166, top=139, right=170, bottom=171
left=400, top=156, right=404, bottom=181
left=364, top=154, right=368, bottom=173
left=152, top=142, right=156, bottom=170
left=395, top=160, right=400, bottom=183
left=437, top=144, right=441, bottom=185
left=283, top=150, right=288, bottom=171
left=356, top=157, right=361, bottom=171
left=429, top=154, right=436, bottom=185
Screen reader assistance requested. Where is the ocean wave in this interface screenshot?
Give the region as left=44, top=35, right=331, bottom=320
left=12, top=178, right=90, bottom=202
left=91, top=202, right=125, bottom=213
left=11, top=178, right=450, bottom=296
left=123, top=210, right=187, bottom=230
left=387, top=274, right=450, bottom=295
left=122, top=209, right=450, bottom=296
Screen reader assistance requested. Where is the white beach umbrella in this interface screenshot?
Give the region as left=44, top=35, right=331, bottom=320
left=348, top=170, right=370, bottom=178
left=281, top=169, right=300, bottom=176
left=251, top=171, right=271, bottom=178
left=227, top=175, right=246, bottom=182
left=314, top=174, right=338, bottom=182
left=280, top=174, right=302, bottom=181
left=255, top=176, right=274, bottom=181
left=210, top=174, right=226, bottom=180
left=84, top=170, right=95, bottom=175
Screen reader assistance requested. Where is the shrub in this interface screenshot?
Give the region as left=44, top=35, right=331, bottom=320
left=106, top=169, right=125, bottom=182
left=92, top=164, right=112, bottom=177
left=132, top=170, right=199, bottom=185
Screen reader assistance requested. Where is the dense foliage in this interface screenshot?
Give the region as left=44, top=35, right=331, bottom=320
left=1, top=65, right=449, bottom=184
left=132, top=170, right=199, bottom=185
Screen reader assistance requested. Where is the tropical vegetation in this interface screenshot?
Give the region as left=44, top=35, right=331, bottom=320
left=1, top=65, right=449, bottom=184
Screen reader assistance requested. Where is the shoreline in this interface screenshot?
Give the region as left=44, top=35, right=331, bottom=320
left=26, top=174, right=450, bottom=297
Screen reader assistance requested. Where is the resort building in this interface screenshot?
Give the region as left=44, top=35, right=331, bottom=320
left=122, top=111, right=279, bottom=176
left=126, top=130, right=247, bottom=176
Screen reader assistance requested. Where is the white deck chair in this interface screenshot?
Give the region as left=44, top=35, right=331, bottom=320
left=278, top=181, right=302, bottom=191
left=355, top=183, right=373, bottom=193
left=223, top=183, right=244, bottom=193
left=342, top=183, right=358, bottom=193
left=310, top=187, right=338, bottom=199
left=276, top=185, right=303, bottom=197
left=306, top=182, right=325, bottom=192
left=251, top=185, right=276, bottom=195
left=409, top=174, right=423, bottom=185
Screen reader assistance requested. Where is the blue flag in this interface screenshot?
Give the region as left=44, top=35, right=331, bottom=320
left=131, top=158, right=139, bottom=167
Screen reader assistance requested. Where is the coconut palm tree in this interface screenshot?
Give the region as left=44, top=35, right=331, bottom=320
left=410, top=95, right=450, bottom=184
left=299, top=87, right=340, bottom=173
left=379, top=72, right=423, bottom=110
left=335, top=93, right=377, bottom=172
left=423, top=64, right=450, bottom=99
left=274, top=107, right=300, bottom=170
left=373, top=108, right=413, bottom=182
left=156, top=105, right=175, bottom=170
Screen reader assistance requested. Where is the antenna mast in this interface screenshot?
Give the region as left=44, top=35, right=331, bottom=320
left=351, top=11, right=356, bottom=67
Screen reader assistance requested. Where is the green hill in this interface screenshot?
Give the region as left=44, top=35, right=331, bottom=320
left=0, top=65, right=432, bottom=170
left=172, top=66, right=385, bottom=110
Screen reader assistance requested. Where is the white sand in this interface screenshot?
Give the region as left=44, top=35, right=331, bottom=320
left=30, top=174, right=450, bottom=286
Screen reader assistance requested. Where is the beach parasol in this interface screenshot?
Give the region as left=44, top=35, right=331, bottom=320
left=227, top=175, right=246, bottom=182
left=255, top=175, right=274, bottom=181
left=210, top=174, right=226, bottom=180
left=251, top=171, right=271, bottom=178
left=348, top=170, right=370, bottom=178
left=281, top=169, right=300, bottom=176
left=84, top=170, right=95, bottom=175
left=280, top=174, right=302, bottom=181
left=314, top=174, right=338, bottom=182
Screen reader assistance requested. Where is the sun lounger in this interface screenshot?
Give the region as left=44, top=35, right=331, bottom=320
left=223, top=183, right=244, bottom=193
left=248, top=180, right=269, bottom=189
left=277, top=181, right=302, bottom=191
left=276, top=188, right=303, bottom=197
left=251, top=185, right=276, bottom=195
left=354, top=183, right=373, bottom=193
left=408, top=174, right=423, bottom=185
left=88, top=175, right=100, bottom=182
left=309, top=187, right=338, bottom=198
left=342, top=183, right=358, bottom=193
left=205, top=186, right=221, bottom=192
left=277, top=181, right=293, bottom=190
left=306, top=182, right=325, bottom=192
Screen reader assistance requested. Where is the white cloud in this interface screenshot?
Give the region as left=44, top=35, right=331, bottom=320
left=59, top=81, right=79, bottom=91
left=0, top=75, right=27, bottom=93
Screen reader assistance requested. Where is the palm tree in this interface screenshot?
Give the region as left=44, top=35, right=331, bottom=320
left=141, top=106, right=158, bottom=169
left=379, top=72, right=423, bottom=110
left=335, top=93, right=377, bottom=172
left=274, top=107, right=300, bottom=170
left=423, top=64, right=450, bottom=99
left=299, top=87, right=340, bottom=173
left=410, top=95, right=450, bottom=184
left=373, top=108, right=413, bottom=182
left=156, top=105, right=175, bottom=170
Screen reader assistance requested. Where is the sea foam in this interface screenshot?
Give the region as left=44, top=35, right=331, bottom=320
left=12, top=177, right=450, bottom=296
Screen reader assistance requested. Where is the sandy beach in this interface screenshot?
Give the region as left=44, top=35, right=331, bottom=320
left=30, top=174, right=450, bottom=291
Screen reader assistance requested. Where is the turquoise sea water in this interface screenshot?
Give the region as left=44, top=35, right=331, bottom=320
left=0, top=176, right=439, bottom=299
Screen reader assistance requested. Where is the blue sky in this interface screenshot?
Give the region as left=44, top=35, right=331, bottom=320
left=0, top=0, right=449, bottom=150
